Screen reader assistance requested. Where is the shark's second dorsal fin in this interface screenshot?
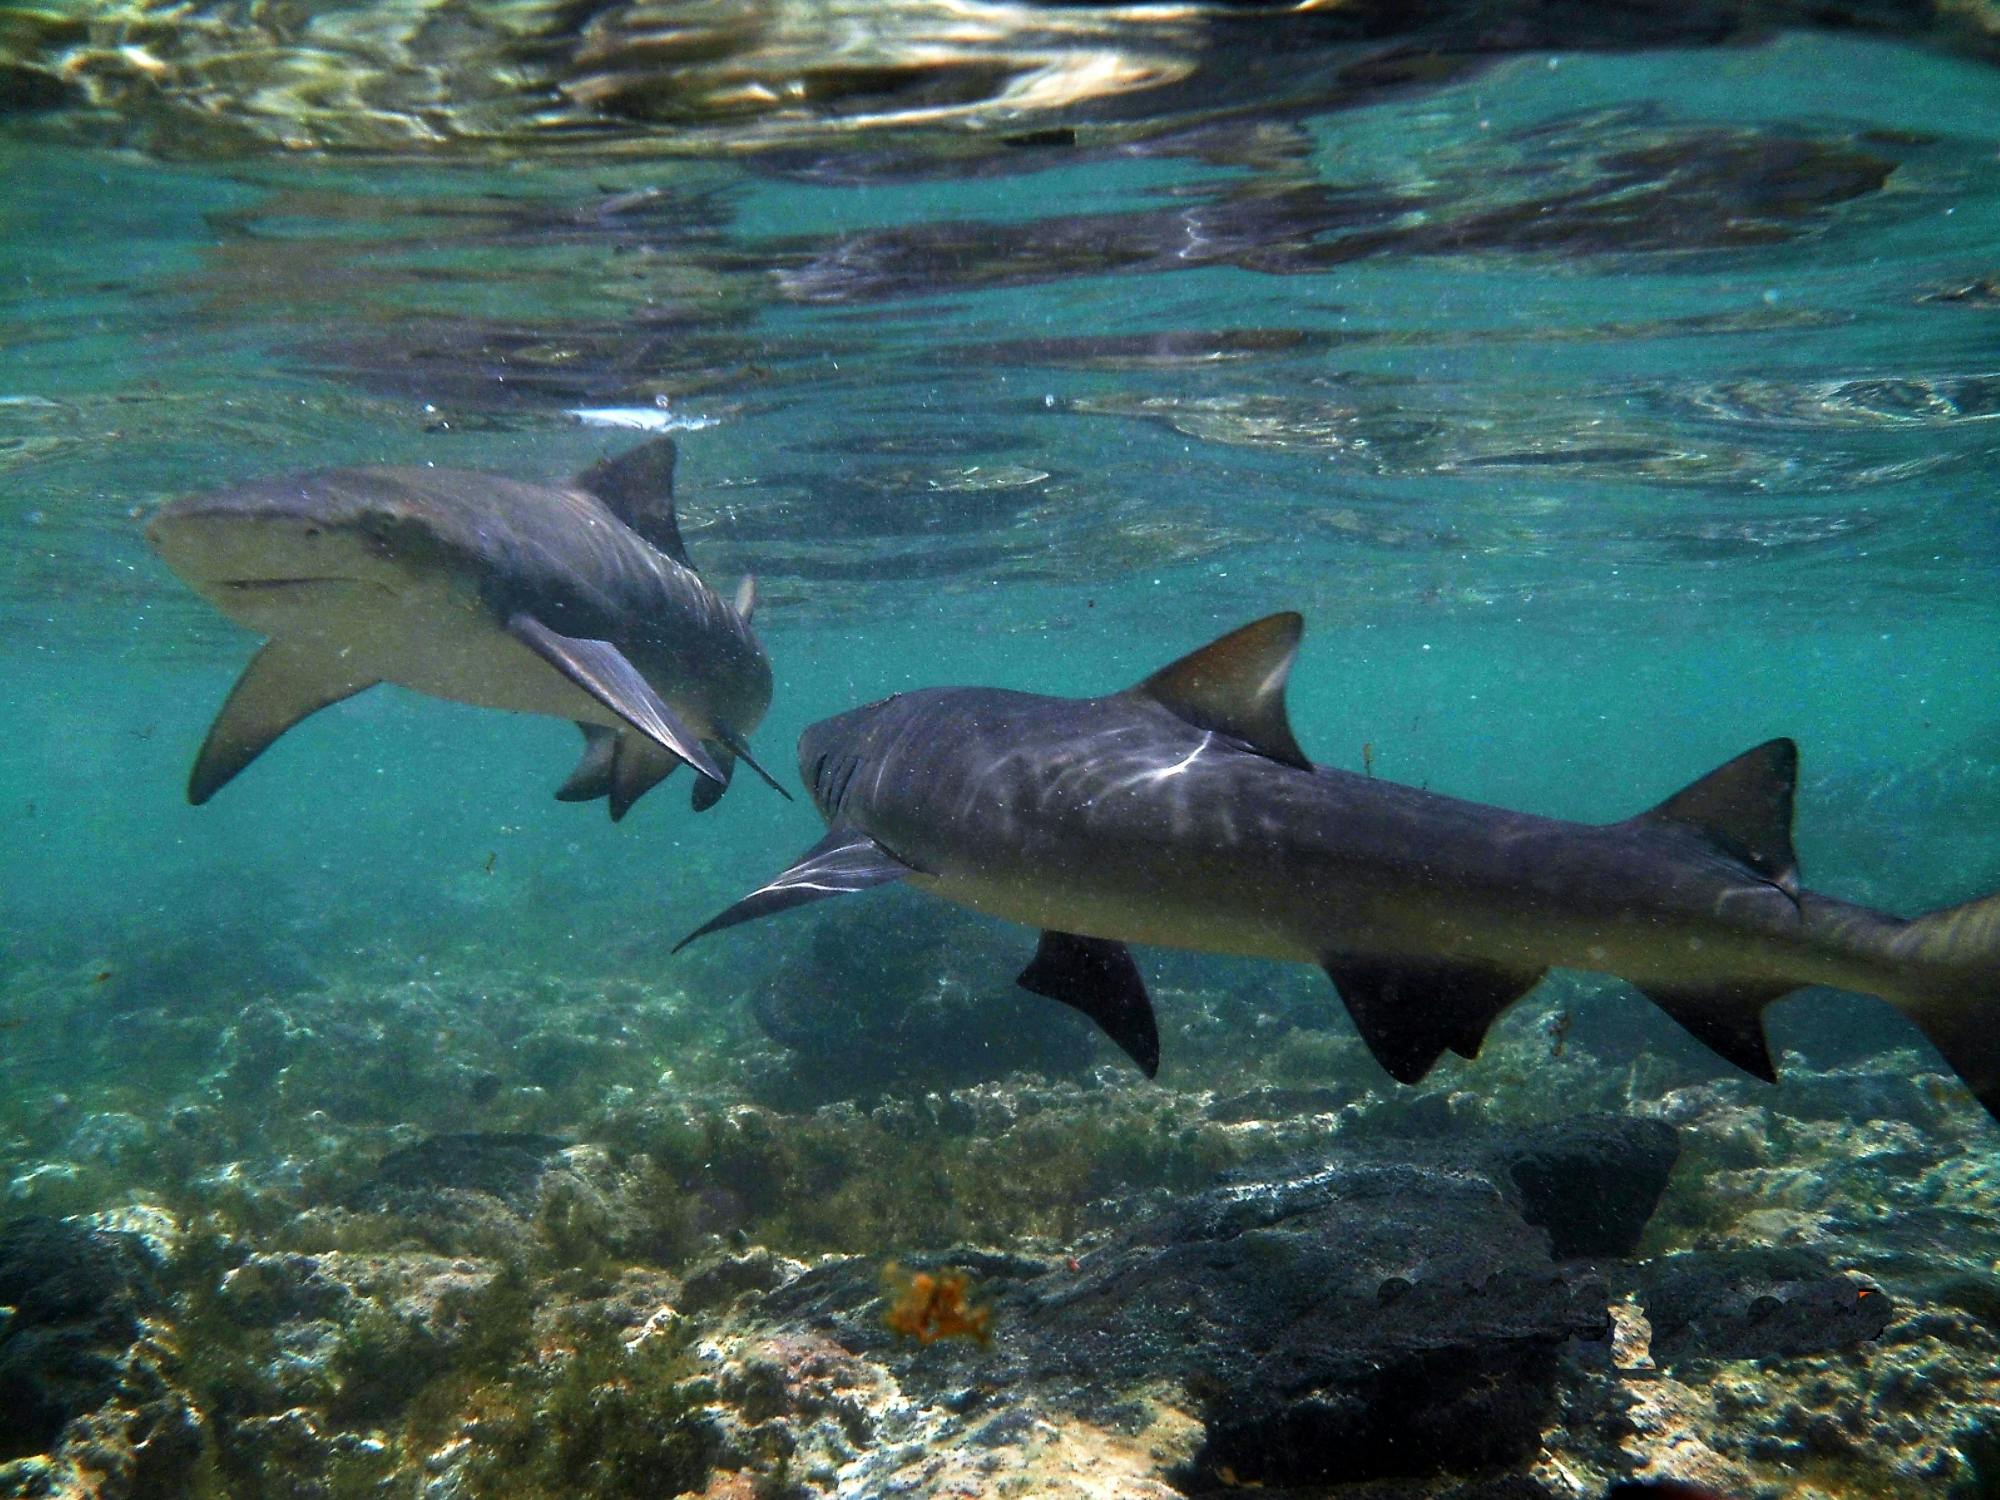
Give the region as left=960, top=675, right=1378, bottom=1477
left=1634, top=738, right=1800, bottom=894
left=1128, top=612, right=1310, bottom=769
left=576, top=437, right=692, bottom=571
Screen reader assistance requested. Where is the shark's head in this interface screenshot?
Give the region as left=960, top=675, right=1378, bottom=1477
left=146, top=469, right=454, bottom=633
left=798, top=694, right=906, bottom=821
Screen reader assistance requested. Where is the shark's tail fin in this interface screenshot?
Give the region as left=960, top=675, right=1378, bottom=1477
left=1881, top=890, right=2000, bottom=1122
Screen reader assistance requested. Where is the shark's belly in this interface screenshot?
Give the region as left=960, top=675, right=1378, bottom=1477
left=244, top=577, right=615, bottom=724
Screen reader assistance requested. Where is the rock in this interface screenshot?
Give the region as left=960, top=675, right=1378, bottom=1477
left=682, top=1248, right=806, bottom=1313
left=353, top=1132, right=570, bottom=1218
left=1029, top=1161, right=1610, bottom=1488
left=1635, top=1249, right=1894, bottom=1365
left=0, top=1216, right=200, bottom=1497
left=1492, top=1115, right=1682, bottom=1259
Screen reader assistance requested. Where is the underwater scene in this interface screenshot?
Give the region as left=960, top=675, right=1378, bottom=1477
left=5, top=3, right=2000, bottom=1497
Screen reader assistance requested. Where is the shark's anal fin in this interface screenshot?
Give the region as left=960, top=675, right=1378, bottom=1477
left=1016, top=932, right=1161, bottom=1078
left=1322, top=956, right=1544, bottom=1084
left=1632, top=979, right=1791, bottom=1082
left=1130, top=612, right=1311, bottom=769
left=1634, top=738, right=1800, bottom=896
left=189, top=640, right=379, bottom=804
left=575, top=437, right=692, bottom=570
left=672, top=825, right=916, bottom=952
left=508, top=613, right=725, bottom=785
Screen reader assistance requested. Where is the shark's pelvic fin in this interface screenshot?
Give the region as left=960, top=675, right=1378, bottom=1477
left=189, top=639, right=379, bottom=805
left=1633, top=737, right=1800, bottom=895
left=1129, top=613, right=1311, bottom=769
left=1016, top=931, right=1161, bottom=1078
left=1631, top=978, right=1789, bottom=1081
left=574, top=437, right=692, bottom=570
left=508, top=613, right=726, bottom=785
left=734, top=575, right=757, bottom=621
left=555, top=723, right=619, bottom=802
left=672, top=825, right=917, bottom=952
left=555, top=724, right=683, bottom=819
left=610, top=734, right=683, bottom=821
left=1322, top=956, right=1544, bottom=1084
left=691, top=746, right=732, bottom=811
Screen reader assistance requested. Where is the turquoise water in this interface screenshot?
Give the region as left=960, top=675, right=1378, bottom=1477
left=4, top=14, right=2000, bottom=1498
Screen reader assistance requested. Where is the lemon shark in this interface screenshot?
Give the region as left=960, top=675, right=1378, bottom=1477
left=679, top=613, right=2000, bottom=1119
left=146, top=437, right=785, bottom=818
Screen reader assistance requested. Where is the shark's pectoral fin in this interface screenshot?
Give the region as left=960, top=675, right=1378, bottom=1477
left=1016, top=932, right=1160, bottom=1078
left=507, top=613, right=725, bottom=785
left=555, top=723, right=618, bottom=802
left=1632, top=738, right=1800, bottom=896
left=189, top=640, right=379, bottom=804
left=714, top=725, right=792, bottom=800
left=1631, top=979, right=1791, bottom=1082
left=1323, top=956, right=1544, bottom=1084
left=672, top=826, right=917, bottom=953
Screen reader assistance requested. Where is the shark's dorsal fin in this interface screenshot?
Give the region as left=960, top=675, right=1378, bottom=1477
left=1634, top=738, right=1800, bottom=894
left=733, top=574, right=756, bottom=622
left=575, top=437, right=693, bottom=571
left=1128, top=612, right=1311, bottom=769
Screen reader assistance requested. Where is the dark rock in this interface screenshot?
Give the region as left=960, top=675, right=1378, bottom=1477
left=1635, top=1249, right=1894, bottom=1364
left=0, top=1216, right=159, bottom=1461
left=746, top=897, right=1104, bottom=1100
left=1023, top=1161, right=1609, bottom=1488
left=682, top=1248, right=800, bottom=1313
left=350, top=1132, right=570, bottom=1218
left=0, top=1217, right=200, bottom=1495
left=1492, top=1115, right=1682, bottom=1258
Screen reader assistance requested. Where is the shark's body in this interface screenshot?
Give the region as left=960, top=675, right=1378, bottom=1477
left=682, top=614, right=2000, bottom=1119
left=147, top=437, right=783, bottom=817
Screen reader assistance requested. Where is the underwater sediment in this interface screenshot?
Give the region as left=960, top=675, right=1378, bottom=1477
left=3, top=920, right=1998, bottom=1500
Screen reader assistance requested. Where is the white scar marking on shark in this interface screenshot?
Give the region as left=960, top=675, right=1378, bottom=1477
left=1131, top=732, right=1212, bottom=789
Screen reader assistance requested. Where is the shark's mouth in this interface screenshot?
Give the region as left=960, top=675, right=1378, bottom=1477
left=218, top=576, right=364, bottom=590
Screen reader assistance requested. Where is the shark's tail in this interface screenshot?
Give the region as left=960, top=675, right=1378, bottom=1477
left=1877, top=889, right=2000, bottom=1122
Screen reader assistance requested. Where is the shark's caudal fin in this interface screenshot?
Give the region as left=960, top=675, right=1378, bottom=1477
left=575, top=437, right=692, bottom=569
left=1883, top=890, right=2000, bottom=1121
left=188, top=640, right=378, bottom=804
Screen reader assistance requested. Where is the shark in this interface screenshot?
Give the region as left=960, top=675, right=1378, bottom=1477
left=146, top=436, right=785, bottom=818
left=678, top=612, right=2000, bottom=1121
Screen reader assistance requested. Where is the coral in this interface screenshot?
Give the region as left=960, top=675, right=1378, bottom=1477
left=881, top=1266, right=991, bottom=1346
